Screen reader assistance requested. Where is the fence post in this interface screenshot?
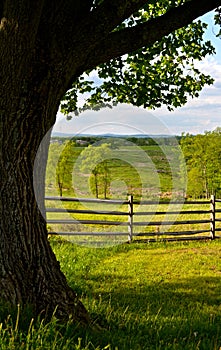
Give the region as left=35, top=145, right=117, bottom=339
left=128, top=195, right=133, bottom=243
left=210, top=194, right=216, bottom=239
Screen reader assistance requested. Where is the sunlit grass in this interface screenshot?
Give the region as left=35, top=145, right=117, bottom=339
left=1, top=239, right=221, bottom=348
left=46, top=144, right=181, bottom=199
left=54, top=239, right=221, bottom=349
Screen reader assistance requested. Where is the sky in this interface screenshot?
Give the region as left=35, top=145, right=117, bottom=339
left=54, top=10, right=221, bottom=137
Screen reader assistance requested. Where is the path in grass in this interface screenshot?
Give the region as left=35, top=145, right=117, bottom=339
left=50, top=239, right=221, bottom=349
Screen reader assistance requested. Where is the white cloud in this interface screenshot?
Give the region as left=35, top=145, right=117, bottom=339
left=151, top=55, right=221, bottom=134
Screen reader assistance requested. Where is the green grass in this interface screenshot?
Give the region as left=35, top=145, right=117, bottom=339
left=46, top=144, right=182, bottom=199
left=1, top=239, right=221, bottom=349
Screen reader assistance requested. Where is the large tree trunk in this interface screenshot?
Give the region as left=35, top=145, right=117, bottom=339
left=0, top=13, right=89, bottom=321
left=0, top=98, right=89, bottom=324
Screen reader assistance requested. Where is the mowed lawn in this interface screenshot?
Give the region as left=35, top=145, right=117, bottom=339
left=51, top=238, right=221, bottom=349
left=1, top=239, right=221, bottom=349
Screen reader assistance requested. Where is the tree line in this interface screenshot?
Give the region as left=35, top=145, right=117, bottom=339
left=180, top=128, right=221, bottom=199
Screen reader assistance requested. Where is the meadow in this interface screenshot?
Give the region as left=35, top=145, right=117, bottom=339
left=1, top=238, right=221, bottom=349
left=45, top=139, right=221, bottom=242
left=46, top=142, right=183, bottom=200
left=3, top=138, right=219, bottom=349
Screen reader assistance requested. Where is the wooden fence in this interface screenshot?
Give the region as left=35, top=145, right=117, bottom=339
left=45, top=195, right=221, bottom=243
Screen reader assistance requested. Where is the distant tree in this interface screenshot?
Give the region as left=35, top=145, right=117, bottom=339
left=126, top=137, right=138, bottom=144
left=79, top=144, right=111, bottom=198
left=181, top=130, right=221, bottom=198
left=188, top=167, right=205, bottom=198
left=56, top=141, right=75, bottom=196
left=46, top=141, right=75, bottom=196
left=46, top=143, right=61, bottom=189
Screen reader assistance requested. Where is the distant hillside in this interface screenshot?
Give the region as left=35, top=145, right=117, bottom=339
left=52, top=132, right=175, bottom=138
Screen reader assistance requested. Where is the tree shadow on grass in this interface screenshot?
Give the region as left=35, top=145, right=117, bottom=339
left=73, top=275, right=221, bottom=350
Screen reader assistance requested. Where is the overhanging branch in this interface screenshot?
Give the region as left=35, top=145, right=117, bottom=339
left=59, top=0, right=151, bottom=90
left=39, top=0, right=149, bottom=79
left=84, top=0, right=150, bottom=38
left=84, top=0, right=221, bottom=70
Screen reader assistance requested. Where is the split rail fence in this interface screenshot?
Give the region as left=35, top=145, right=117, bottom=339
left=45, top=195, right=221, bottom=243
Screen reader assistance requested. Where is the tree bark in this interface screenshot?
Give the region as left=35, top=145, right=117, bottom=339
left=0, top=10, right=89, bottom=321
left=0, top=92, right=89, bottom=324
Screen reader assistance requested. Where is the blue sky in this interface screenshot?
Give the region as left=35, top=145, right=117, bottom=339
left=54, top=10, right=221, bottom=136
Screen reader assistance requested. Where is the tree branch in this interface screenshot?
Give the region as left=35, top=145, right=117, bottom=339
left=84, top=0, right=221, bottom=70
left=84, top=0, right=150, bottom=38
left=52, top=0, right=150, bottom=91
left=42, top=0, right=148, bottom=61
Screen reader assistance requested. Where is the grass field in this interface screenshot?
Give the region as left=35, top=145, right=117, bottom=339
left=45, top=141, right=202, bottom=242
left=1, top=239, right=221, bottom=349
left=46, top=143, right=183, bottom=200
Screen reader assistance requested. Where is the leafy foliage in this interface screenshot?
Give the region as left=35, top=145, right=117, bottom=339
left=181, top=128, right=221, bottom=198
left=214, top=6, right=221, bottom=37
left=61, top=1, right=215, bottom=116
left=78, top=144, right=112, bottom=198
left=46, top=141, right=76, bottom=196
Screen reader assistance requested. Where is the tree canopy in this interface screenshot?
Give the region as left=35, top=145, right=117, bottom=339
left=78, top=143, right=111, bottom=198
left=181, top=129, right=221, bottom=198
left=60, top=0, right=221, bottom=116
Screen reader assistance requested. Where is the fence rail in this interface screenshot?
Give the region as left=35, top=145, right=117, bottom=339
left=45, top=194, right=221, bottom=243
